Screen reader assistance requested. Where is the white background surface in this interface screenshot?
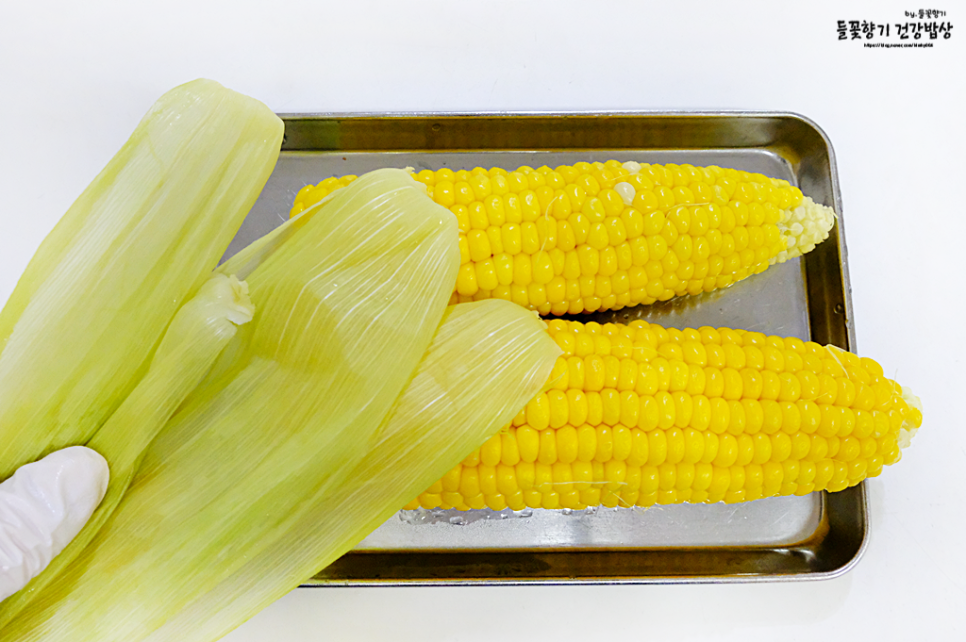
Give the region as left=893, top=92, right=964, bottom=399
left=1, top=1, right=963, bottom=640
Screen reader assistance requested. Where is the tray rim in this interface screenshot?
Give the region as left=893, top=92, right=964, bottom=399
left=277, top=108, right=834, bottom=121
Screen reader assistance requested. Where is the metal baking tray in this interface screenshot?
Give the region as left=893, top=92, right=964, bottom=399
left=224, top=112, right=861, bottom=585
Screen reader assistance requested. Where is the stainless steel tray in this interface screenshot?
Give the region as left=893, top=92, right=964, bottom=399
left=225, top=112, right=861, bottom=585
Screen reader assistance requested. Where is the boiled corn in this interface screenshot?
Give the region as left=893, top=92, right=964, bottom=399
left=405, top=318, right=922, bottom=511
left=290, top=161, right=835, bottom=315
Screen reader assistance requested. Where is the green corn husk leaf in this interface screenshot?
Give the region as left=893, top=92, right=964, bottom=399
left=3, top=168, right=462, bottom=640
left=0, top=79, right=283, bottom=480
left=144, top=300, right=559, bottom=642
left=0, top=273, right=255, bottom=626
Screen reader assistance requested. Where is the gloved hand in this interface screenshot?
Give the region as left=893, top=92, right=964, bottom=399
left=0, top=447, right=109, bottom=602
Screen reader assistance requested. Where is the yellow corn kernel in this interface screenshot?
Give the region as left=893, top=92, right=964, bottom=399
left=538, top=428, right=557, bottom=464
left=532, top=251, right=555, bottom=285
left=501, top=429, right=521, bottom=466
left=480, top=434, right=502, bottom=467
left=455, top=263, right=478, bottom=296
left=556, top=425, right=579, bottom=464
left=475, top=259, right=499, bottom=291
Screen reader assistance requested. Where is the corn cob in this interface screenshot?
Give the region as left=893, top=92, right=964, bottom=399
left=403, top=318, right=922, bottom=511
left=290, top=161, right=835, bottom=315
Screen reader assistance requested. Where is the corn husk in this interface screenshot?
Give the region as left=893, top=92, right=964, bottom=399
left=0, top=79, right=283, bottom=480
left=0, top=273, right=255, bottom=624
left=145, top=300, right=559, bottom=642
left=2, top=168, right=464, bottom=640
left=7, top=296, right=558, bottom=641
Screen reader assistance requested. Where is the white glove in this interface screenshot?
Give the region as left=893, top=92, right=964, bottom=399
left=0, top=447, right=109, bottom=602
